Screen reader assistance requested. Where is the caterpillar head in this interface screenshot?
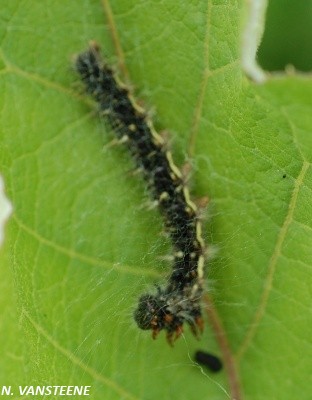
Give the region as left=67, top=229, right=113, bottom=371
left=133, top=291, right=184, bottom=344
left=134, top=293, right=164, bottom=331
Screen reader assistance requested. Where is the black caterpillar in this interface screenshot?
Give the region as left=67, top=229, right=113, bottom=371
left=75, top=42, right=206, bottom=344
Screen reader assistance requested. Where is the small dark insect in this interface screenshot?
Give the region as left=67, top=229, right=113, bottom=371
left=194, top=350, right=223, bottom=373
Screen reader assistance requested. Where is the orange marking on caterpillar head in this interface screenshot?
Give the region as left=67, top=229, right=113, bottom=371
left=164, top=313, right=173, bottom=324
left=175, top=324, right=184, bottom=340
left=152, top=327, right=160, bottom=340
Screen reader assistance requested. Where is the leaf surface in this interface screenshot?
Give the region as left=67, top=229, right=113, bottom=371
left=0, top=1, right=311, bottom=399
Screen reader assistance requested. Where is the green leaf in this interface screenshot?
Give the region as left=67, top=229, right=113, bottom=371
left=0, top=1, right=311, bottom=399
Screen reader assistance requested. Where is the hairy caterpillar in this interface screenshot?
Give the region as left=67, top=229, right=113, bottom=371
left=75, top=42, right=207, bottom=344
